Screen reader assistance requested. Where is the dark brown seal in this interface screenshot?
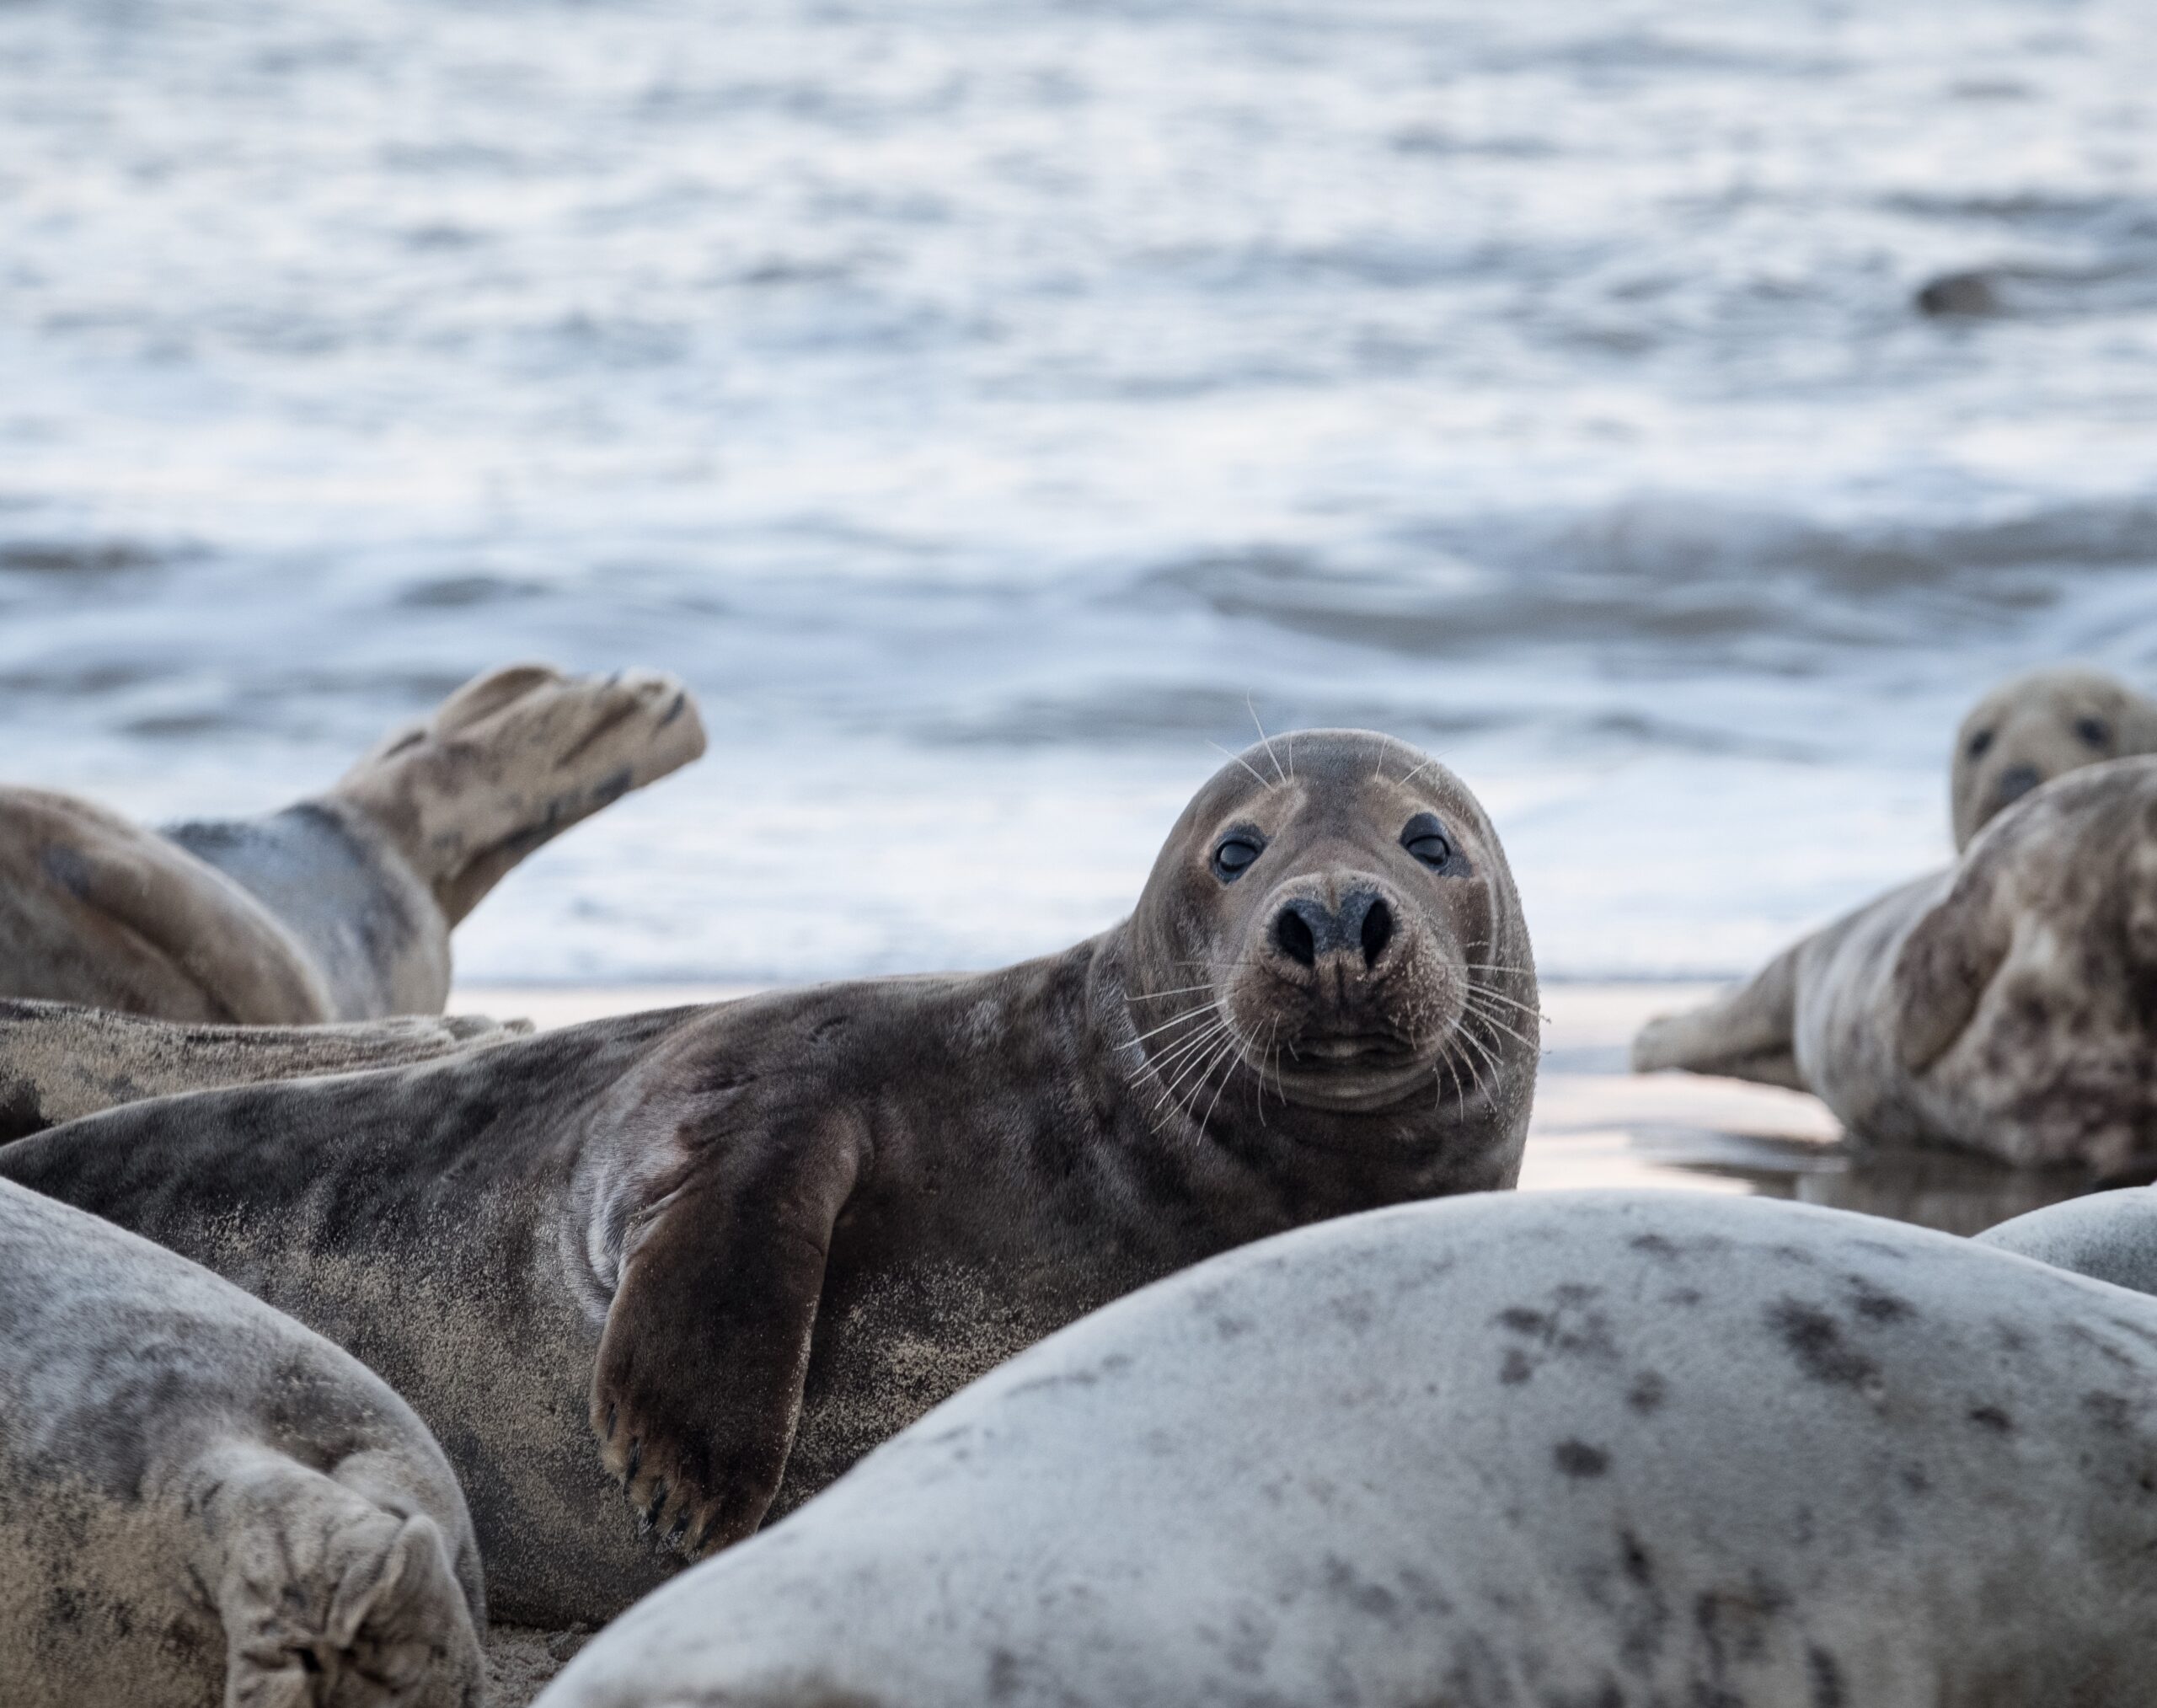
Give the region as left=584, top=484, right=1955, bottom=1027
left=0, top=662, right=705, bottom=1023
left=0, top=730, right=1538, bottom=1627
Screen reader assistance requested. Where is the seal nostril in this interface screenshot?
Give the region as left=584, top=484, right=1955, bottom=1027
left=1996, top=764, right=2042, bottom=806
left=1359, top=898, right=1394, bottom=966
left=1274, top=906, right=1317, bottom=967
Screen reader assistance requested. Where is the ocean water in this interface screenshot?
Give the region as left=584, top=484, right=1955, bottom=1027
left=3, top=0, right=2154, bottom=985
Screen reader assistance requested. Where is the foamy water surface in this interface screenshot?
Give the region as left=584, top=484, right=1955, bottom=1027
left=3, top=0, right=2154, bottom=982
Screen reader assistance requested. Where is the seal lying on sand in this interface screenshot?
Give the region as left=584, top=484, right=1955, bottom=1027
left=0, top=1178, right=484, bottom=1708
left=1634, top=757, right=2157, bottom=1174
left=0, top=731, right=1539, bottom=1625
left=1951, top=664, right=2157, bottom=849
left=1977, top=1186, right=2157, bottom=1298
left=534, top=1190, right=2157, bottom=1708
left=0, top=662, right=704, bottom=1022
left=0, top=998, right=527, bottom=1140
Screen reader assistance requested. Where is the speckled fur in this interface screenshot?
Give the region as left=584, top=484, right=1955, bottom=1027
left=0, top=998, right=526, bottom=1140
left=0, top=731, right=1537, bottom=1627
left=1635, top=757, right=2157, bottom=1174
left=536, top=1191, right=2157, bottom=1708
left=0, top=662, right=704, bottom=1022
left=1978, top=1186, right=2157, bottom=1298
left=0, top=1178, right=484, bottom=1708
left=1951, top=666, right=2157, bottom=851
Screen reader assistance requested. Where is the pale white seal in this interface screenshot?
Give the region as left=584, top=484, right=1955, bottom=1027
left=0, top=1177, right=486, bottom=1707
left=1635, top=756, right=2157, bottom=1174
left=0, top=662, right=705, bottom=1022
left=1951, top=664, right=2157, bottom=850
left=1977, top=1186, right=2157, bottom=1298
left=536, top=1189, right=2157, bottom=1708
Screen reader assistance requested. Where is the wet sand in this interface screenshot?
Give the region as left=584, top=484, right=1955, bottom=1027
left=450, top=978, right=2089, bottom=1701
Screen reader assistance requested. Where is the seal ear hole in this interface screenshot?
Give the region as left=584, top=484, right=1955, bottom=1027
left=2075, top=715, right=2112, bottom=750
left=1966, top=729, right=1993, bottom=760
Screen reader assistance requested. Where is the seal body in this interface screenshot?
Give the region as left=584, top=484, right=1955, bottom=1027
left=0, top=731, right=1538, bottom=1625
left=1977, top=1186, right=2157, bottom=1298
left=1951, top=664, right=2157, bottom=850
left=535, top=1191, right=2157, bottom=1708
left=0, top=998, right=525, bottom=1141
left=1634, top=756, right=2157, bottom=1174
left=0, top=662, right=705, bottom=1022
left=0, top=1178, right=485, bottom=1708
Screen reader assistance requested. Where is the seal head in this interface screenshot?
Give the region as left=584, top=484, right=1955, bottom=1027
left=1951, top=665, right=2157, bottom=850
left=1123, top=729, right=1529, bottom=1127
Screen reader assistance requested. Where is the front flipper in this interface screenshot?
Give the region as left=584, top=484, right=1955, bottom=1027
left=1630, top=940, right=1806, bottom=1090
left=1890, top=859, right=2010, bottom=1074
left=591, top=1122, right=864, bottom=1561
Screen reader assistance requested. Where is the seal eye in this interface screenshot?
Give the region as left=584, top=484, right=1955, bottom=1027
left=1400, top=812, right=1454, bottom=870
left=1967, top=729, right=1994, bottom=760
left=1212, top=834, right=1263, bottom=881
left=2074, top=715, right=2112, bottom=750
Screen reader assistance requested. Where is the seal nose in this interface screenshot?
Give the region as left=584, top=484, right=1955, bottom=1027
left=1995, top=763, right=2043, bottom=809
left=1271, top=891, right=1394, bottom=972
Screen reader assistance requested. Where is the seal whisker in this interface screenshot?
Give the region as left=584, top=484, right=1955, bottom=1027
left=1128, top=983, right=1228, bottom=1002
left=1185, top=1029, right=1246, bottom=1127
left=1143, top=1014, right=1231, bottom=1074
left=1145, top=1019, right=1235, bottom=1111
left=1195, top=1031, right=1244, bottom=1134
left=1246, top=699, right=1288, bottom=788
left=1463, top=983, right=1550, bottom=1022
left=1453, top=1020, right=1501, bottom=1107
left=1126, top=1001, right=1224, bottom=1047
left=1207, top=741, right=1276, bottom=793
left=1463, top=999, right=1537, bottom=1056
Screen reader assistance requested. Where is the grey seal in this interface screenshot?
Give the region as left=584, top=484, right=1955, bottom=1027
left=1634, top=756, right=2157, bottom=1174
left=535, top=1189, right=2157, bottom=1708
left=0, top=662, right=705, bottom=1022
left=0, top=997, right=528, bottom=1141
left=1976, top=1186, right=2157, bottom=1298
left=0, top=1177, right=485, bottom=1708
left=0, top=730, right=1538, bottom=1626
left=1951, top=664, right=2157, bottom=849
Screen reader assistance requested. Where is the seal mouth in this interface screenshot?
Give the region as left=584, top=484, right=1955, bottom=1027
left=1294, top=1033, right=1413, bottom=1064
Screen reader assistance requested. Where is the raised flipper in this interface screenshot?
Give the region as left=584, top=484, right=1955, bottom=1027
left=332, top=663, right=708, bottom=927
left=589, top=1114, right=864, bottom=1561
left=0, top=999, right=527, bottom=1141
left=1630, top=940, right=1807, bottom=1090
left=0, top=788, right=334, bottom=1025
left=195, top=1443, right=484, bottom=1708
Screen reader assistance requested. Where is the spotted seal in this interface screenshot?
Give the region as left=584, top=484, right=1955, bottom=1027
left=1634, top=756, right=2157, bottom=1174
left=1976, top=1186, right=2157, bottom=1298
left=0, top=662, right=704, bottom=1022
left=0, top=731, right=1537, bottom=1625
left=534, top=1190, right=2157, bottom=1708
left=0, top=1177, right=484, bottom=1707
left=1951, top=664, right=2157, bottom=850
